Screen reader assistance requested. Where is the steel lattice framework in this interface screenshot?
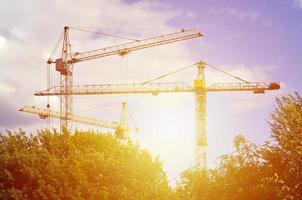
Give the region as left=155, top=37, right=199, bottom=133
left=36, top=81, right=278, bottom=96
left=26, top=26, right=281, bottom=170
left=35, top=61, right=280, bottom=169
left=47, top=26, right=203, bottom=131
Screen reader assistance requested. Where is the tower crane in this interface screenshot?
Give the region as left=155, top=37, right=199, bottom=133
left=35, top=61, right=280, bottom=169
left=46, top=26, right=203, bottom=131
left=19, top=102, right=136, bottom=139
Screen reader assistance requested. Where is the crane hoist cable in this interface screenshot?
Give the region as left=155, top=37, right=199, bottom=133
left=47, top=31, right=64, bottom=63
left=120, top=54, right=129, bottom=85
left=46, top=30, right=65, bottom=129
left=69, top=26, right=140, bottom=42
left=74, top=102, right=121, bottom=114
left=69, top=26, right=181, bottom=32
left=47, top=63, right=51, bottom=130
left=140, top=60, right=251, bottom=84
left=70, top=26, right=135, bottom=111
left=205, top=63, right=250, bottom=83
left=46, top=33, right=64, bottom=129
left=141, top=62, right=198, bottom=84
left=128, top=108, right=139, bottom=132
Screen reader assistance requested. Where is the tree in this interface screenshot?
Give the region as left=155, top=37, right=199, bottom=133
left=214, top=135, right=277, bottom=200
left=262, top=92, right=302, bottom=199
left=176, top=168, right=217, bottom=200
left=176, top=135, right=275, bottom=200
left=176, top=92, right=302, bottom=200
left=0, top=129, right=172, bottom=200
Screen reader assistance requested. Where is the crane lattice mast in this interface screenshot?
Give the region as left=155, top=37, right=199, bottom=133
left=194, top=62, right=207, bottom=169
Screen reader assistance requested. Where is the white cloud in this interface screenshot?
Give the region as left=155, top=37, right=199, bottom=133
left=0, top=0, right=193, bottom=95
left=0, top=35, right=6, bottom=48
left=0, top=0, right=281, bottom=185
left=221, top=8, right=260, bottom=21
left=204, top=63, right=279, bottom=112
left=206, top=64, right=276, bottom=84
left=207, top=8, right=273, bottom=27
left=294, top=0, right=302, bottom=8
left=0, top=0, right=200, bottom=185
left=0, top=83, right=15, bottom=95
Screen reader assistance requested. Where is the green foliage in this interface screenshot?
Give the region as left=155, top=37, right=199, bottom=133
left=1, top=92, right=301, bottom=200
left=177, top=136, right=275, bottom=200
left=176, top=92, right=302, bottom=200
left=176, top=168, right=216, bottom=200
left=0, top=129, right=171, bottom=200
left=262, top=92, right=302, bottom=199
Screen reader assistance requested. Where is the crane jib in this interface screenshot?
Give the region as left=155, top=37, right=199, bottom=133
left=66, top=29, right=203, bottom=64
left=35, top=82, right=280, bottom=96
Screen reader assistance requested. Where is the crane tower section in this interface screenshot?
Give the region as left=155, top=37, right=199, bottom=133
left=194, top=62, right=207, bottom=169
left=53, top=27, right=73, bottom=131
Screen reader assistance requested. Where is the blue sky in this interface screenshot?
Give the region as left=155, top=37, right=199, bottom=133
left=0, top=0, right=301, bottom=184
left=167, top=0, right=302, bottom=89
